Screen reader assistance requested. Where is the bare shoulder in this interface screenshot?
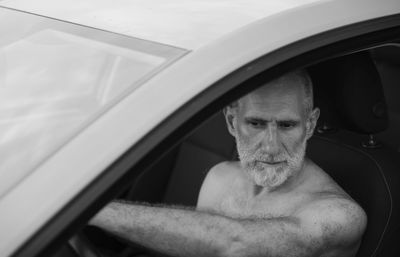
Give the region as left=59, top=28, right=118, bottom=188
left=196, top=161, right=240, bottom=210
left=294, top=160, right=367, bottom=253
left=202, top=161, right=240, bottom=185
left=295, top=194, right=367, bottom=255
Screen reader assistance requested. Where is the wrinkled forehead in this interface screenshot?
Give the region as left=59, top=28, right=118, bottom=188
left=237, top=76, right=307, bottom=118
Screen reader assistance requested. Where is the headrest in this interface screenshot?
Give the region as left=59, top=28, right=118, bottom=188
left=309, top=51, right=388, bottom=134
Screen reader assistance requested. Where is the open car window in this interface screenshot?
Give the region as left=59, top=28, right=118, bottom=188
left=55, top=45, right=400, bottom=257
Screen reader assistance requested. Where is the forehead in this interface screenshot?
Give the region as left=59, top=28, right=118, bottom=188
left=238, top=77, right=306, bottom=119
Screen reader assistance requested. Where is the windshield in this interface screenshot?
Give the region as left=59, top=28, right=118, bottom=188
left=0, top=7, right=186, bottom=198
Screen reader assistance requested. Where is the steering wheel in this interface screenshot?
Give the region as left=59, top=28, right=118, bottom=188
left=69, top=231, right=105, bottom=257
left=69, top=226, right=148, bottom=257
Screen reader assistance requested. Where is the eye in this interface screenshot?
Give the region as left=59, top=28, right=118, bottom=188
left=246, top=119, right=265, bottom=129
left=278, top=121, right=297, bottom=129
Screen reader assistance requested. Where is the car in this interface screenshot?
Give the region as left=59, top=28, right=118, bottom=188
left=0, top=0, right=400, bottom=256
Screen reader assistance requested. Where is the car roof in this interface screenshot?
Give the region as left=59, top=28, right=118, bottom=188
left=1, top=0, right=324, bottom=49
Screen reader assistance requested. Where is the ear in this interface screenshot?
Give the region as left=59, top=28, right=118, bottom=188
left=223, top=106, right=237, bottom=137
left=305, top=107, right=320, bottom=140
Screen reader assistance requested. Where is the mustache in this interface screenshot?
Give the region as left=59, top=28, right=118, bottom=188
left=242, top=150, right=288, bottom=163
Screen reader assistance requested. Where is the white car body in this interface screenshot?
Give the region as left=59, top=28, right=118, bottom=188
left=0, top=0, right=399, bottom=256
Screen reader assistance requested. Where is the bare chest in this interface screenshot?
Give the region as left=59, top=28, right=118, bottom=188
left=217, top=190, right=310, bottom=219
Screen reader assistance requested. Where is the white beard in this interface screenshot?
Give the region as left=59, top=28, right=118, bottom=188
left=235, top=134, right=307, bottom=189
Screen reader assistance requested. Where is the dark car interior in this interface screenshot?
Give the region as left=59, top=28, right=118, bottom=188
left=57, top=45, right=400, bottom=257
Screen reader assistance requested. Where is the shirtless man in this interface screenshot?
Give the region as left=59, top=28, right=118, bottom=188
left=90, top=70, right=367, bottom=257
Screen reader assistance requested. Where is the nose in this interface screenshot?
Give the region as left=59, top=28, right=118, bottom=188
left=261, top=123, right=280, bottom=155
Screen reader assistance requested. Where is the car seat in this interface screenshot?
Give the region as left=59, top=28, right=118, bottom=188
left=307, top=51, right=399, bottom=257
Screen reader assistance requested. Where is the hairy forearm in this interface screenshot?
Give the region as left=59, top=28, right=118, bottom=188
left=90, top=200, right=242, bottom=257
left=89, top=200, right=325, bottom=257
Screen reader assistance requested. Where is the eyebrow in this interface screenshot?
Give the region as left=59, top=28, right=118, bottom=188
left=244, top=116, right=301, bottom=123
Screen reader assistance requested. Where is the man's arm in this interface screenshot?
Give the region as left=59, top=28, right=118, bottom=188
left=90, top=196, right=366, bottom=257
left=90, top=201, right=301, bottom=257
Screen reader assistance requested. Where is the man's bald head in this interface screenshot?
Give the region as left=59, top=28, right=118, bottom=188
left=230, top=69, right=314, bottom=117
